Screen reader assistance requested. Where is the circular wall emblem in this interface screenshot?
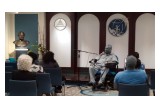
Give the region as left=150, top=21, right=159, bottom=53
left=54, top=18, right=67, bottom=31
left=108, top=19, right=127, bottom=37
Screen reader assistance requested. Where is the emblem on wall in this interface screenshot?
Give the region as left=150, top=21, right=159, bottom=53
left=54, top=18, right=67, bottom=31
left=108, top=19, right=127, bottom=37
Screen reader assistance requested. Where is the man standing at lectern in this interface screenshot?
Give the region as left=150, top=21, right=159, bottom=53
left=88, top=44, right=118, bottom=90
left=13, top=31, right=30, bottom=47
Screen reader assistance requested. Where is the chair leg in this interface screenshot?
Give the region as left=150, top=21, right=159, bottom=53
left=63, top=85, right=65, bottom=96
left=153, top=90, right=155, bottom=96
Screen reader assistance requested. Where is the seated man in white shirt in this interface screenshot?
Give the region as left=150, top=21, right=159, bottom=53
left=89, top=44, right=118, bottom=90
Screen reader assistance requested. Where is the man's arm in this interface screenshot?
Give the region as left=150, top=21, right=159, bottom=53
left=89, top=52, right=104, bottom=65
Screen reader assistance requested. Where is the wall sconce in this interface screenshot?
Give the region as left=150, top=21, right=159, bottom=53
left=54, top=18, right=67, bottom=31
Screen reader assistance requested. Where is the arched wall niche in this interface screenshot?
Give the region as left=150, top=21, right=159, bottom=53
left=106, top=13, right=129, bottom=68
left=135, top=13, right=155, bottom=68
left=78, top=14, right=100, bottom=67
left=50, top=13, right=71, bottom=67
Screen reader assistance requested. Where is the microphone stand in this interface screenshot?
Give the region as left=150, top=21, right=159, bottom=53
left=76, top=49, right=98, bottom=82
left=67, top=49, right=98, bottom=88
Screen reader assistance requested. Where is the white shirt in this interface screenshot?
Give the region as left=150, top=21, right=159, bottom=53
left=29, top=64, right=44, bottom=73
left=93, top=52, right=118, bottom=70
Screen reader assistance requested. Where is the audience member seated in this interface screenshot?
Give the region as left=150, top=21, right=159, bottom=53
left=114, top=55, right=148, bottom=90
left=88, top=44, right=118, bottom=90
left=12, top=54, right=36, bottom=80
left=40, top=51, right=64, bottom=93
left=130, top=52, right=145, bottom=70
left=40, top=51, right=59, bottom=68
left=28, top=52, right=44, bottom=73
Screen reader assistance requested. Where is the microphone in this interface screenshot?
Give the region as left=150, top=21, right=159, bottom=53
left=89, top=59, right=97, bottom=63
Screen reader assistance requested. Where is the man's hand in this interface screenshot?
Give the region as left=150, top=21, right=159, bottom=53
left=89, top=59, right=97, bottom=63
left=94, top=59, right=97, bottom=63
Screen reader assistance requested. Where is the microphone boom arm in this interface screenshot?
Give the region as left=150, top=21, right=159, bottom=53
left=75, top=49, right=98, bottom=55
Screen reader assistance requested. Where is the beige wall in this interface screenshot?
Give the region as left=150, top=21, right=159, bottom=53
left=5, top=13, right=15, bottom=59
left=135, top=13, right=155, bottom=68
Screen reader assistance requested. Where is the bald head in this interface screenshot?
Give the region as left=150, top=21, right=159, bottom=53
left=126, top=55, right=137, bottom=70
left=105, top=44, right=112, bottom=54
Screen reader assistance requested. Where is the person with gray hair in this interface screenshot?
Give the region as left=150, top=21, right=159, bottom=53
left=114, top=55, right=148, bottom=89
left=89, top=44, right=118, bottom=90
left=12, top=54, right=36, bottom=80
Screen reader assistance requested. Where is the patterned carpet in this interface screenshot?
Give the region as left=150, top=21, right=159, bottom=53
left=56, top=85, right=154, bottom=96
left=56, top=85, right=118, bottom=96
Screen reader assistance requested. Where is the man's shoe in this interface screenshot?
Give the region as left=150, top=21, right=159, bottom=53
left=92, top=84, right=97, bottom=91
left=55, top=89, right=62, bottom=93
left=88, top=82, right=93, bottom=86
left=97, top=83, right=103, bottom=89
left=92, top=83, right=97, bottom=91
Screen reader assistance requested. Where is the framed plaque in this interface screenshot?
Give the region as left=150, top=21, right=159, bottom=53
left=108, top=19, right=127, bottom=37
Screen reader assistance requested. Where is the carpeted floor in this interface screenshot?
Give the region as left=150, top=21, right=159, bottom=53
left=58, top=85, right=116, bottom=96
left=56, top=85, right=154, bottom=96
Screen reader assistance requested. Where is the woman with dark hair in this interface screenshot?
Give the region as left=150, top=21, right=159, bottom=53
left=28, top=52, right=44, bottom=73
left=41, top=51, right=59, bottom=68
left=132, top=52, right=142, bottom=69
left=41, top=51, right=62, bottom=93
left=129, top=52, right=145, bottom=70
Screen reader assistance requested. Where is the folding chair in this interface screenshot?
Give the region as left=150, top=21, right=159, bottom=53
left=118, top=83, right=149, bottom=96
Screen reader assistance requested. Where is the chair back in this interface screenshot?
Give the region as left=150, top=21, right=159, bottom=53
left=36, top=73, right=54, bottom=95
left=150, top=70, right=155, bottom=95
left=5, top=66, right=14, bottom=72
left=5, top=72, right=12, bottom=93
left=44, top=68, right=62, bottom=86
left=108, top=63, right=118, bottom=75
left=150, top=70, right=155, bottom=89
left=5, top=62, right=17, bottom=70
left=118, top=83, right=149, bottom=96
left=9, top=80, right=37, bottom=96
